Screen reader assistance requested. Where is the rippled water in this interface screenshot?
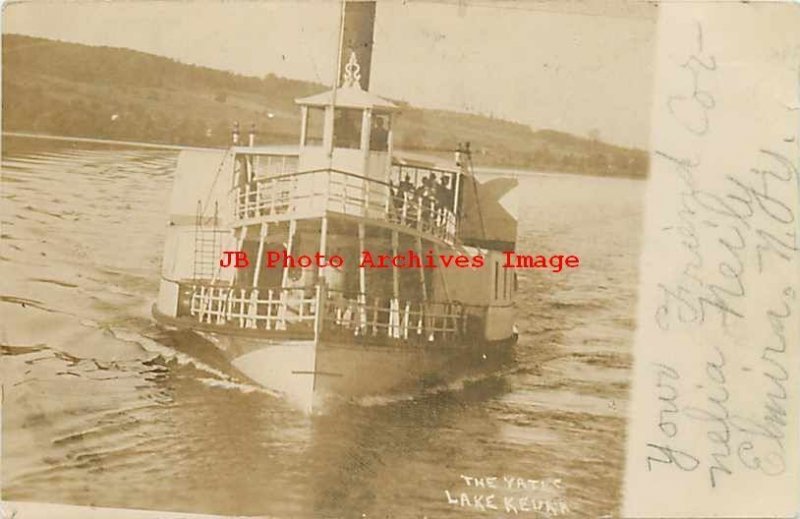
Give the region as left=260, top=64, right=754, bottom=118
left=1, top=136, right=643, bottom=517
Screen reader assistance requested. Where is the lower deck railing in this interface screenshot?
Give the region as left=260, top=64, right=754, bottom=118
left=323, top=292, right=465, bottom=341
left=189, top=284, right=318, bottom=330
left=184, top=283, right=467, bottom=343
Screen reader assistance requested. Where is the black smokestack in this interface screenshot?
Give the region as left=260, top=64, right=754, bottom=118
left=339, top=1, right=376, bottom=90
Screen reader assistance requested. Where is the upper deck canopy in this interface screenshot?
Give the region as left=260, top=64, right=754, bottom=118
left=295, top=87, right=398, bottom=111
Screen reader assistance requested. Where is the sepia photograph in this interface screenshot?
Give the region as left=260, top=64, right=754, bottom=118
left=1, top=0, right=796, bottom=517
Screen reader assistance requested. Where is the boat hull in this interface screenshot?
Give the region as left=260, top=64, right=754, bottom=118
left=154, top=305, right=514, bottom=413
left=210, top=334, right=513, bottom=413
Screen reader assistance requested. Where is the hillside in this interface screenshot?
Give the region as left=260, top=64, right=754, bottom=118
left=2, top=34, right=648, bottom=177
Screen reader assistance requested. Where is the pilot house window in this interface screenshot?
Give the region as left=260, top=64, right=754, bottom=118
left=333, top=108, right=363, bottom=149
left=304, top=107, right=324, bottom=146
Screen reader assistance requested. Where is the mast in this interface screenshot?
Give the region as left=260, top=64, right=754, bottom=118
left=327, top=0, right=347, bottom=162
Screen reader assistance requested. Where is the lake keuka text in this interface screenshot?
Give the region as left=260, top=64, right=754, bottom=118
left=218, top=250, right=581, bottom=272
left=444, top=474, right=570, bottom=515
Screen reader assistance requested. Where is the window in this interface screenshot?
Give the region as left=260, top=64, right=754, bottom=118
left=304, top=107, right=324, bottom=146
left=333, top=108, right=363, bottom=149
left=370, top=113, right=390, bottom=151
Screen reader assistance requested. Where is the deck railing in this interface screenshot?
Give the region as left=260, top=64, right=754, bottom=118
left=323, top=291, right=465, bottom=342
left=232, top=169, right=457, bottom=244
left=184, top=282, right=466, bottom=343
left=189, top=284, right=318, bottom=331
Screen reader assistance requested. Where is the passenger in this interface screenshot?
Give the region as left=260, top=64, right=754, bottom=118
left=414, top=175, right=428, bottom=200
left=388, top=179, right=401, bottom=222
left=432, top=175, right=448, bottom=225
left=236, top=155, right=249, bottom=188
left=439, top=175, right=455, bottom=224
left=420, top=174, right=437, bottom=226
left=423, top=174, right=437, bottom=199
left=398, top=172, right=414, bottom=194
left=410, top=176, right=428, bottom=227
left=437, top=175, right=453, bottom=211
left=370, top=117, right=389, bottom=151
left=396, top=173, right=414, bottom=223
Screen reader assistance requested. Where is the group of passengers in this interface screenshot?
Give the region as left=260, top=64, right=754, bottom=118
left=389, top=172, right=456, bottom=229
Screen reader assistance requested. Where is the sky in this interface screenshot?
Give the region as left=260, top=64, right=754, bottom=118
left=2, top=0, right=658, bottom=148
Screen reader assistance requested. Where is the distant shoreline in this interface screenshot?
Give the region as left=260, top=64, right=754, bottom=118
left=2, top=131, right=646, bottom=181
left=475, top=165, right=646, bottom=181
left=2, top=131, right=222, bottom=152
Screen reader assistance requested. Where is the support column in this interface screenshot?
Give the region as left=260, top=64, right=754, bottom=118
left=416, top=236, right=427, bottom=301
left=232, top=225, right=248, bottom=287
left=280, top=220, right=297, bottom=290
left=252, top=223, right=268, bottom=287
left=357, top=222, right=367, bottom=335
left=300, top=105, right=308, bottom=148
left=323, top=106, right=335, bottom=156
left=416, top=236, right=429, bottom=339
left=246, top=154, right=254, bottom=184
left=452, top=172, right=462, bottom=222
left=390, top=229, right=400, bottom=338
left=316, top=216, right=329, bottom=335
left=319, top=216, right=329, bottom=283
left=432, top=242, right=453, bottom=341
left=278, top=219, right=297, bottom=330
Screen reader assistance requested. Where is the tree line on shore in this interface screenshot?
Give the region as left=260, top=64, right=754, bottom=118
left=2, top=34, right=648, bottom=178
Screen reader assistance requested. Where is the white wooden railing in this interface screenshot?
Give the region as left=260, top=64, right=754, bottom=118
left=232, top=169, right=458, bottom=244
left=323, top=291, right=465, bottom=342
left=185, top=283, right=466, bottom=343
left=190, top=284, right=318, bottom=331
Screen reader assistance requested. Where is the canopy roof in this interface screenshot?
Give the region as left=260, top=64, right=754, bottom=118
left=391, top=150, right=460, bottom=175
left=295, top=86, right=398, bottom=111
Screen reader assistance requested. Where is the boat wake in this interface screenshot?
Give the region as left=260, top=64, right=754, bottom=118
left=353, top=366, right=514, bottom=409
left=107, top=327, right=283, bottom=398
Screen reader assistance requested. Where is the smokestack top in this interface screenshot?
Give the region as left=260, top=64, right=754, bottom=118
left=338, top=1, right=376, bottom=91
left=294, top=1, right=396, bottom=110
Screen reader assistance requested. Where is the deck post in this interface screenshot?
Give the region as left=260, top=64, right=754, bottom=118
left=390, top=229, right=400, bottom=338
left=402, top=301, right=410, bottom=339
left=239, top=288, right=246, bottom=328
left=357, top=222, right=367, bottom=335
left=416, top=236, right=427, bottom=302
left=244, top=183, right=251, bottom=217
left=417, top=196, right=423, bottom=230
left=300, top=106, right=308, bottom=148
left=314, top=283, right=326, bottom=341
left=252, top=223, right=268, bottom=288
left=317, top=215, right=329, bottom=337
left=278, top=219, right=297, bottom=330
left=319, top=216, right=328, bottom=285
left=246, top=289, right=258, bottom=329
left=452, top=171, right=462, bottom=224
left=246, top=152, right=254, bottom=184
left=231, top=225, right=248, bottom=287
left=416, top=236, right=429, bottom=338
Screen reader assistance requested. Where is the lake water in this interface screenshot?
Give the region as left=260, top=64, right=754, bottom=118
left=1, top=136, right=644, bottom=517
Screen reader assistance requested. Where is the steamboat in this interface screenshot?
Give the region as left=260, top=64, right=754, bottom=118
left=153, top=1, right=519, bottom=413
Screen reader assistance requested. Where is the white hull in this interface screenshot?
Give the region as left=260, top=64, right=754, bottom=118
left=198, top=332, right=514, bottom=414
